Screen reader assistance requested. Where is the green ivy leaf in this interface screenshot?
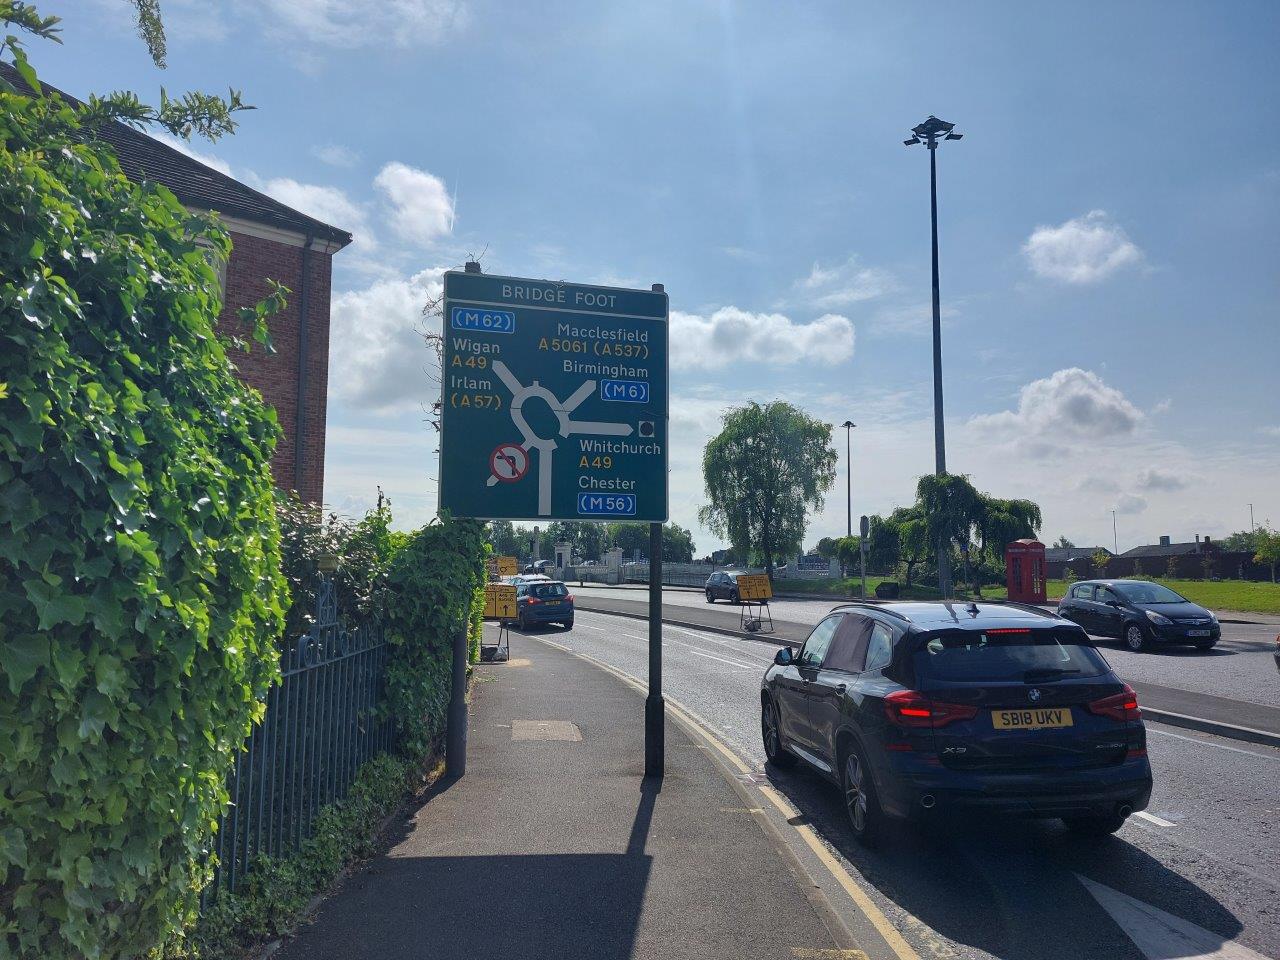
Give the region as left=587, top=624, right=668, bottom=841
left=0, top=634, right=50, bottom=694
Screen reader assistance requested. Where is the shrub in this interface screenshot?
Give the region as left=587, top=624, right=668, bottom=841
left=1063, top=566, right=1079, bottom=583
left=0, top=83, right=287, bottom=956
left=383, top=516, right=488, bottom=757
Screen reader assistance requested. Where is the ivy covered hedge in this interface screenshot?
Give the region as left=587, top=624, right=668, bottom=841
left=384, top=516, right=488, bottom=757
left=0, top=82, right=287, bottom=957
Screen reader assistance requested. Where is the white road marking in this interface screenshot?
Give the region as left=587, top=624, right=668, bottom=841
left=689, top=649, right=759, bottom=670
left=1146, top=727, right=1280, bottom=762
left=1133, top=811, right=1177, bottom=828
left=1077, top=874, right=1273, bottom=960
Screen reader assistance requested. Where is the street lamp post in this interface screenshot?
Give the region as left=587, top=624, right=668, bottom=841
left=905, top=115, right=963, bottom=596
left=1112, top=510, right=1118, bottom=554
left=841, top=421, right=856, bottom=539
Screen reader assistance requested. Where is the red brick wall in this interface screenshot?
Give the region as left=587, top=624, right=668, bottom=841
left=216, top=230, right=333, bottom=504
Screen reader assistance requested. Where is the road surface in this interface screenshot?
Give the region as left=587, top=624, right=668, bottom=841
left=573, top=584, right=1280, bottom=708
left=506, top=610, right=1280, bottom=960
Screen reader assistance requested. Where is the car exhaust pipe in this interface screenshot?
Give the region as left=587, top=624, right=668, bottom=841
left=920, top=794, right=937, bottom=810
left=1116, top=803, right=1132, bottom=819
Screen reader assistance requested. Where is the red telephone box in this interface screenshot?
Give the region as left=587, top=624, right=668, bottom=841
left=1005, top=539, right=1046, bottom=603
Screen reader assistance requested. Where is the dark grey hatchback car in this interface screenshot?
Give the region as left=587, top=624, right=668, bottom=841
left=1056, top=579, right=1219, bottom=652
left=760, top=602, right=1152, bottom=846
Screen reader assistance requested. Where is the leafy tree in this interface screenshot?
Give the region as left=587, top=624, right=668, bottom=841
left=699, top=401, right=837, bottom=575
left=1093, top=550, right=1113, bottom=577
left=916, top=473, right=982, bottom=591
left=1219, top=529, right=1262, bottom=553
left=600, top=521, right=693, bottom=562
left=815, top=536, right=840, bottom=560
left=485, top=519, right=521, bottom=557
left=1052, top=535, right=1076, bottom=549
left=1253, top=526, right=1279, bottom=583
left=835, top=535, right=861, bottom=572
left=973, top=496, right=1042, bottom=593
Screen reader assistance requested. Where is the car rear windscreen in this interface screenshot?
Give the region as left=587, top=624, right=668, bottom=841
left=530, top=583, right=569, bottom=599
left=912, top=629, right=1108, bottom=682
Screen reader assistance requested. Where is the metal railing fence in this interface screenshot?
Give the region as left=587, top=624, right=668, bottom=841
left=205, top=577, right=394, bottom=900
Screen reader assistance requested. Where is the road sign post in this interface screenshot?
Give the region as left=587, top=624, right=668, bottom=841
left=860, top=514, right=869, bottom=600
left=645, top=521, right=663, bottom=777
left=439, top=268, right=670, bottom=774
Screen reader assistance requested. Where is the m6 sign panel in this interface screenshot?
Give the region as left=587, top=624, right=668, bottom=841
left=438, top=270, right=669, bottom=522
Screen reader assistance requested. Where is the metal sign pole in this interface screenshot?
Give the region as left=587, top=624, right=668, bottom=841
left=645, top=521, right=664, bottom=777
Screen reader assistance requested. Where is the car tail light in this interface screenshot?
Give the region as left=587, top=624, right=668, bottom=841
left=1087, top=683, right=1141, bottom=722
left=525, top=597, right=541, bottom=605
left=564, top=594, right=575, bottom=603
left=884, top=690, right=978, bottom=728
left=985, top=628, right=1031, bottom=635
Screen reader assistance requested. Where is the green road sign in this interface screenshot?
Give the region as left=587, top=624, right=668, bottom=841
left=439, top=270, right=669, bottom=522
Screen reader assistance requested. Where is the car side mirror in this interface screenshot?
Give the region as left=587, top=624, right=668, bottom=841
left=774, top=647, right=794, bottom=666
left=1107, top=600, right=1123, bottom=608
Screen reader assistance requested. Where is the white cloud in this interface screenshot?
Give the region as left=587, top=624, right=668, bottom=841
left=1023, top=210, right=1142, bottom=284
left=1024, top=211, right=1146, bottom=284
left=312, top=143, right=361, bottom=168
left=797, top=256, right=895, bottom=308
left=328, top=267, right=447, bottom=412
left=1260, top=426, right=1280, bottom=438
left=669, top=308, right=854, bottom=370
left=373, top=162, right=455, bottom=246
left=969, top=367, right=1144, bottom=442
left=250, top=0, right=468, bottom=48
left=257, top=176, right=373, bottom=247
left=1136, top=468, right=1188, bottom=492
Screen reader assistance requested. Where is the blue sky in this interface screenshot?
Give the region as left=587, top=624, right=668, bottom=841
left=38, top=1, right=1280, bottom=552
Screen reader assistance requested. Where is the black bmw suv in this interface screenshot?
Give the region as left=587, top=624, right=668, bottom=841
left=760, top=602, right=1152, bottom=845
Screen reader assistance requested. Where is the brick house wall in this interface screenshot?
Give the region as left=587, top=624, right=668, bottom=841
left=217, top=230, right=335, bottom=504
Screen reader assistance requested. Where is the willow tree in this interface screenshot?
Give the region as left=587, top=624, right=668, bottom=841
left=699, top=402, right=837, bottom=576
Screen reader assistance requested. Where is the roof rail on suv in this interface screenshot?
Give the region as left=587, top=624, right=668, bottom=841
left=980, top=599, right=1060, bottom=619
left=832, top=601, right=914, bottom=624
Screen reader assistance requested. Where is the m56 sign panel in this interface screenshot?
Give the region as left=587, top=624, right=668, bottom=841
left=438, top=271, right=669, bottom=522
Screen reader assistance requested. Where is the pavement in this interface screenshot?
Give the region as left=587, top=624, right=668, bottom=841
left=275, top=631, right=887, bottom=960
left=571, top=587, right=1280, bottom=746
left=549, top=609, right=1280, bottom=960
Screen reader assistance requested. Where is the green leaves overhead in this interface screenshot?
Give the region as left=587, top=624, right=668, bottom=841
left=1, top=67, right=286, bottom=958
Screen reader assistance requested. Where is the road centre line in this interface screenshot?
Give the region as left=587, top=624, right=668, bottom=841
left=1146, top=726, right=1280, bottom=762
left=689, top=649, right=760, bottom=670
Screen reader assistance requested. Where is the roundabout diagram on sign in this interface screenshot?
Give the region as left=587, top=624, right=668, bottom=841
left=488, top=443, right=529, bottom=483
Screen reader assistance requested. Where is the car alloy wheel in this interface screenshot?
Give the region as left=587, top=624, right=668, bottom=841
left=730, top=590, right=739, bottom=603
left=839, top=757, right=870, bottom=839
left=706, top=590, right=715, bottom=603
left=761, top=700, right=794, bottom=768
left=1125, top=623, right=1148, bottom=652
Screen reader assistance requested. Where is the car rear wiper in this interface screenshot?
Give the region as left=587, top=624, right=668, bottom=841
left=1023, top=668, right=1081, bottom=682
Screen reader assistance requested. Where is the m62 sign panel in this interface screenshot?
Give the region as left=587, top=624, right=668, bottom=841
left=439, top=271, right=669, bottom=522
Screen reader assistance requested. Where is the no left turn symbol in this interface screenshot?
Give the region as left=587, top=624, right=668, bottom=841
left=489, top=443, right=529, bottom=483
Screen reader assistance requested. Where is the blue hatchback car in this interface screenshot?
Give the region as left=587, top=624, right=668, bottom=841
left=515, top=580, right=574, bottom=630
left=761, top=602, right=1152, bottom=845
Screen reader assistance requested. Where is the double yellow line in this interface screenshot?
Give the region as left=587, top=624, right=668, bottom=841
left=531, top=635, right=922, bottom=960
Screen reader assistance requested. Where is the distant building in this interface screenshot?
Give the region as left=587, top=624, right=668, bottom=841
left=2, top=62, right=353, bottom=503
left=1044, top=546, right=1111, bottom=565
left=1118, top=535, right=1217, bottom=559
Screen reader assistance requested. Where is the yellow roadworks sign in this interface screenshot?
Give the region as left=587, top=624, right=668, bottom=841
left=737, top=574, right=772, bottom=601
left=487, top=556, right=518, bottom=579
left=484, top=583, right=518, bottom=620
